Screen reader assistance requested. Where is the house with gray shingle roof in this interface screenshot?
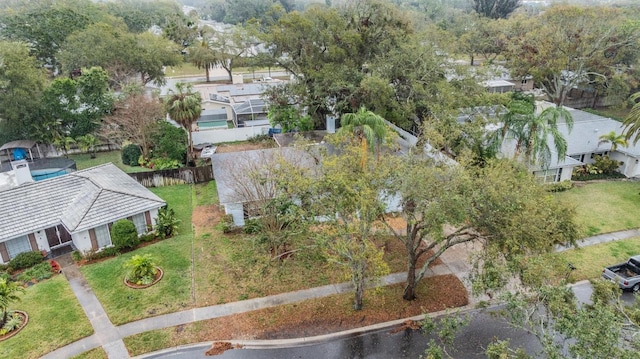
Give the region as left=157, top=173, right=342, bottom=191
left=0, top=163, right=165, bottom=263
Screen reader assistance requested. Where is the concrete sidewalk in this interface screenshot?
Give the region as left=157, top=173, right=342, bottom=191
left=44, top=227, right=640, bottom=358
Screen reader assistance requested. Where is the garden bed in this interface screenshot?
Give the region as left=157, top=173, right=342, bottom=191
left=124, top=267, right=163, bottom=289
left=0, top=310, right=28, bottom=342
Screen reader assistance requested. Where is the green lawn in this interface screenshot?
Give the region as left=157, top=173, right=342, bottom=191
left=0, top=276, right=94, bottom=359
left=80, top=185, right=194, bottom=325
left=582, top=107, right=630, bottom=123
left=70, top=347, right=107, bottom=359
left=554, top=237, right=640, bottom=283
left=69, top=151, right=151, bottom=173
left=555, top=181, right=640, bottom=236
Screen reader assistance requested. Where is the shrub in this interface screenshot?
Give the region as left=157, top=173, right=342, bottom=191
left=243, top=218, right=262, bottom=234
left=17, top=262, right=52, bottom=283
left=8, top=251, right=43, bottom=272
left=83, top=247, right=120, bottom=261
left=593, top=155, right=622, bottom=174
left=139, top=232, right=156, bottom=242
left=220, top=214, right=236, bottom=234
left=0, top=263, right=8, bottom=272
left=71, top=251, right=83, bottom=262
left=121, top=144, right=142, bottom=166
left=124, top=254, right=158, bottom=285
left=545, top=180, right=573, bottom=192
left=111, top=219, right=140, bottom=250
left=151, top=157, right=181, bottom=170
left=155, top=207, right=180, bottom=239
left=247, top=134, right=271, bottom=143
left=151, top=121, right=187, bottom=164
left=0, top=311, right=24, bottom=336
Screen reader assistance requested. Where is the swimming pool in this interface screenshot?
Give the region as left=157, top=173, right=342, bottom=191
left=31, top=168, right=73, bottom=181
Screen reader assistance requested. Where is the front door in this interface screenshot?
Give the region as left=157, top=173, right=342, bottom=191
left=45, top=225, right=73, bottom=248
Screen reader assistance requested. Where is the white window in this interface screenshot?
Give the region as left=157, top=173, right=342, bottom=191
left=534, top=168, right=562, bottom=183
left=94, top=225, right=111, bottom=248
left=132, top=214, right=147, bottom=235
left=6, top=235, right=31, bottom=259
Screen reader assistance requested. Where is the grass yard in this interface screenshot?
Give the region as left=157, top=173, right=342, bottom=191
left=555, top=181, right=640, bottom=236
left=0, top=276, right=94, bottom=359
left=80, top=185, right=194, bottom=325
left=554, top=237, right=640, bottom=283
left=124, top=274, right=467, bottom=356
left=69, top=151, right=151, bottom=173
left=70, top=347, right=107, bottom=359
left=191, top=184, right=430, bottom=307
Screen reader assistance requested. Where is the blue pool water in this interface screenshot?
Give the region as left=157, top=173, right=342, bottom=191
left=31, top=168, right=72, bottom=181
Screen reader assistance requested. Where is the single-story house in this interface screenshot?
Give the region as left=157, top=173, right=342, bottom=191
left=0, top=163, right=165, bottom=263
left=211, top=147, right=318, bottom=226
left=557, top=104, right=640, bottom=178
left=487, top=102, right=640, bottom=182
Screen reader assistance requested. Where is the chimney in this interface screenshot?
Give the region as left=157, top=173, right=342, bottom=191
left=11, top=160, right=34, bottom=186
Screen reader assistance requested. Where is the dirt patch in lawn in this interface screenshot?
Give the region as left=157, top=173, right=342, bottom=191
left=215, top=140, right=277, bottom=154
left=192, top=205, right=225, bottom=236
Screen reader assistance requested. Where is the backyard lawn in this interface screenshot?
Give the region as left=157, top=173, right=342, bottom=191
left=554, top=237, right=640, bottom=283
left=80, top=185, right=193, bottom=325
left=555, top=181, right=640, bottom=236
left=69, top=151, right=150, bottom=173
left=0, top=276, right=94, bottom=359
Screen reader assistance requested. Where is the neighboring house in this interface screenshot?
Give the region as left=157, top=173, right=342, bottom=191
left=211, top=130, right=414, bottom=227
left=485, top=65, right=534, bottom=92
left=487, top=102, right=640, bottom=182
left=556, top=105, right=640, bottom=178
left=0, top=163, right=165, bottom=263
left=211, top=147, right=318, bottom=226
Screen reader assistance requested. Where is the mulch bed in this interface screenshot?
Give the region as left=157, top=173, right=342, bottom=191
left=156, top=274, right=467, bottom=347
left=124, top=267, right=164, bottom=289
left=0, top=310, right=29, bottom=342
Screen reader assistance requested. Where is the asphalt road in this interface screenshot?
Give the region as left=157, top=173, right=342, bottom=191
left=138, top=281, right=638, bottom=359
left=140, top=309, right=540, bottom=359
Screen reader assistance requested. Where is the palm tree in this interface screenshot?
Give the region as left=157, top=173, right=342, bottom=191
left=622, top=92, right=640, bottom=144
left=165, top=82, right=202, bottom=163
left=54, top=136, right=76, bottom=158
left=0, top=278, right=25, bottom=328
left=598, top=131, right=628, bottom=152
left=338, top=106, right=389, bottom=155
left=490, top=99, right=573, bottom=168
left=76, top=134, right=98, bottom=159
left=188, top=39, right=217, bottom=82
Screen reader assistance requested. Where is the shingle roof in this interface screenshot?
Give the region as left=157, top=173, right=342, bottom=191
left=0, top=163, right=165, bottom=241
left=211, top=148, right=318, bottom=205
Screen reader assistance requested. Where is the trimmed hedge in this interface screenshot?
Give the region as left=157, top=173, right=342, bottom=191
left=111, top=219, right=140, bottom=250
left=121, top=144, right=142, bottom=166
left=8, top=251, right=43, bottom=272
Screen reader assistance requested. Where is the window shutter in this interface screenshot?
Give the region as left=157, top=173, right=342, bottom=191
left=0, top=243, right=8, bottom=263
left=28, top=233, right=38, bottom=251
left=89, top=229, right=98, bottom=251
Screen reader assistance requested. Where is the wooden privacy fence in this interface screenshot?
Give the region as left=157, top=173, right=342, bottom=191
left=129, top=166, right=213, bottom=187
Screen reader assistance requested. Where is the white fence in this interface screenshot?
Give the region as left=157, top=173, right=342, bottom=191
left=192, top=126, right=271, bottom=145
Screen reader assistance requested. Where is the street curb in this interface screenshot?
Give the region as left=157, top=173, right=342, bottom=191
left=133, top=303, right=487, bottom=358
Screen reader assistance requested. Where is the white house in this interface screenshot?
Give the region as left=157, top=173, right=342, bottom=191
left=0, top=163, right=165, bottom=263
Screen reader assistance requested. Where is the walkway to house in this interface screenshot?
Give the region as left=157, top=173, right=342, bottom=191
left=42, top=228, right=640, bottom=359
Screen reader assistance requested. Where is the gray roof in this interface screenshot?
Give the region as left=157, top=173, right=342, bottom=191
left=559, top=106, right=638, bottom=156
left=0, top=163, right=165, bottom=241
left=211, top=148, right=318, bottom=205
left=216, top=83, right=276, bottom=97
left=0, top=140, right=37, bottom=151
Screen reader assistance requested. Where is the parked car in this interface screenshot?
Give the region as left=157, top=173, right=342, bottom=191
left=602, top=255, right=640, bottom=292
